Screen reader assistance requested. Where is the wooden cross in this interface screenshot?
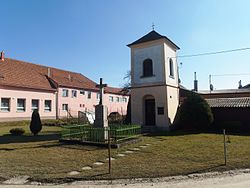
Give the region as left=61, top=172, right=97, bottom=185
left=96, top=78, right=107, bottom=105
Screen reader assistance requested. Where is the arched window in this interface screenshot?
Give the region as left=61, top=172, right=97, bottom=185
left=169, top=58, right=174, bottom=77
left=143, top=59, right=153, bottom=77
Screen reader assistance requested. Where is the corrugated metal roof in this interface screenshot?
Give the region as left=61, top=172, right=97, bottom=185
left=199, top=89, right=250, bottom=94
left=206, top=97, right=250, bottom=108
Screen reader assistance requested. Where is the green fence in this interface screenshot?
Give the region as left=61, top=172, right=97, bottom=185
left=61, top=124, right=141, bottom=144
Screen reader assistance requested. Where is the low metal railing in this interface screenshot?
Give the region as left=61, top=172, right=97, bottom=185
left=61, top=124, right=141, bottom=144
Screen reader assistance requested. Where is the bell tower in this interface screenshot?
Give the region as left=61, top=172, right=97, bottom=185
left=127, top=30, right=180, bottom=130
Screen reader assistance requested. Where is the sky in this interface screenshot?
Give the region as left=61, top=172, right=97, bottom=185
left=1, top=0, right=250, bottom=90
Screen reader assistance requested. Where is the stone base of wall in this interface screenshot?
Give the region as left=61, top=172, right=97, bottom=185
left=0, top=116, right=56, bottom=122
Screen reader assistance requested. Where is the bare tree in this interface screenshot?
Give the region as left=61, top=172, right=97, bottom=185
left=122, top=70, right=131, bottom=94
left=122, top=70, right=131, bottom=124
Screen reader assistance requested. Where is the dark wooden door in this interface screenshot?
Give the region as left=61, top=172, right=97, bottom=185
left=145, top=99, right=156, bottom=126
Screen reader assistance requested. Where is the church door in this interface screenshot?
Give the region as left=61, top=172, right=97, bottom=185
left=145, top=99, right=156, bottom=126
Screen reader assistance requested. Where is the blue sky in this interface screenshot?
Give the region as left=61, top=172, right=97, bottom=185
left=1, top=0, right=250, bottom=90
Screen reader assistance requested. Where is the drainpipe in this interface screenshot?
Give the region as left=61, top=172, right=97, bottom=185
left=55, top=88, right=59, bottom=119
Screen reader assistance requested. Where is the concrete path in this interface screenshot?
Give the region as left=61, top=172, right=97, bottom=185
left=1, top=169, right=250, bottom=188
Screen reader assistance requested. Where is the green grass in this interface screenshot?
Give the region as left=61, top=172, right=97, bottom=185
left=0, top=121, right=250, bottom=182
left=0, top=120, right=61, bottom=136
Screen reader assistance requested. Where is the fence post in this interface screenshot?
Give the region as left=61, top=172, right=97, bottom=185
left=108, top=128, right=111, bottom=174
left=223, top=129, right=227, bottom=165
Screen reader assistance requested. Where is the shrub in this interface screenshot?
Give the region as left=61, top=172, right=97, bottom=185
left=42, top=119, right=65, bottom=126
left=213, top=121, right=247, bottom=132
left=30, top=109, right=42, bottom=135
left=108, top=112, right=124, bottom=124
left=9, top=128, right=25, bottom=136
left=173, top=92, right=214, bottom=130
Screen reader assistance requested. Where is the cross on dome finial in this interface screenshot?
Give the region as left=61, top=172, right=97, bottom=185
left=152, top=22, right=155, bottom=30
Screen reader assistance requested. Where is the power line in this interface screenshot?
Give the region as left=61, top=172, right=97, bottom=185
left=177, top=47, right=250, bottom=58
left=211, top=73, right=250, bottom=77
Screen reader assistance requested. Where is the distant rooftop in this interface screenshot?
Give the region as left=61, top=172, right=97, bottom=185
left=206, top=97, right=250, bottom=108
left=199, top=88, right=250, bottom=94
left=242, top=83, right=250, bottom=89
left=127, top=30, right=180, bottom=50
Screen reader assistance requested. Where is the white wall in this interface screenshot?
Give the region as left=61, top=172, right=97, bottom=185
left=132, top=44, right=164, bottom=85
left=164, top=43, right=179, bottom=87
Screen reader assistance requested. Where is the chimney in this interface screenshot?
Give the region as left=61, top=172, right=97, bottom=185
left=0, top=51, right=4, bottom=61
left=47, top=68, right=51, bottom=77
left=238, top=80, right=242, bottom=89
left=194, top=72, right=198, bottom=92
left=68, top=74, right=71, bottom=81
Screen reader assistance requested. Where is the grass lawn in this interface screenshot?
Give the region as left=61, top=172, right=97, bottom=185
left=0, top=122, right=250, bottom=183
left=0, top=120, right=61, bottom=136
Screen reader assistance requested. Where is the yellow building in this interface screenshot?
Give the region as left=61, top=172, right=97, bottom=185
left=127, top=30, right=180, bottom=130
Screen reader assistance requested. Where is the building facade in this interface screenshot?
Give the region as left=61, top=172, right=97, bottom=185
left=128, top=30, right=180, bottom=130
left=0, top=52, right=128, bottom=122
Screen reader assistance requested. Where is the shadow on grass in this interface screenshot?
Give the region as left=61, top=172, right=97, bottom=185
left=36, top=142, right=104, bottom=151
left=0, top=134, right=60, bottom=144
left=90, top=172, right=110, bottom=178
left=146, top=129, right=250, bottom=137
left=185, top=163, right=227, bottom=175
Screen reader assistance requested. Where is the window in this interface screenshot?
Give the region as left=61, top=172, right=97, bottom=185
left=109, top=96, right=113, bottom=102
left=44, top=100, right=52, bottom=112
left=17, top=99, right=25, bottom=112
left=31, top=99, right=39, bottom=111
left=62, top=104, right=68, bottom=111
left=72, top=90, right=77, bottom=98
left=116, top=97, right=119, bottom=102
left=62, top=89, right=68, bottom=97
left=87, top=91, right=91, bottom=99
left=80, top=90, right=85, bottom=95
left=143, top=59, right=153, bottom=77
left=122, top=97, right=127, bottom=103
left=169, top=58, right=174, bottom=77
left=1, top=98, right=10, bottom=112
left=96, top=93, right=100, bottom=99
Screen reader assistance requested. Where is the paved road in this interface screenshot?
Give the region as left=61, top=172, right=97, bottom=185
left=1, top=171, right=250, bottom=188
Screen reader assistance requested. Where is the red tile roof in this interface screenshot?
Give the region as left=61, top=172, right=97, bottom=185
left=105, top=86, right=128, bottom=95
left=0, top=58, right=124, bottom=94
left=0, top=58, right=55, bottom=91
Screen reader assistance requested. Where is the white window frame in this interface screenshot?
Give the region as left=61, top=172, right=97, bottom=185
left=62, top=89, right=69, bottom=97
left=109, top=96, right=113, bottom=102
left=1, top=98, right=10, bottom=112
left=17, top=98, right=26, bottom=112
left=72, top=90, right=77, bottom=98
left=96, top=93, right=100, bottom=99
left=62, top=104, right=68, bottom=111
left=124, top=97, right=127, bottom=103
left=87, top=91, right=91, bottom=99
left=44, top=100, right=52, bottom=112
left=116, top=97, right=119, bottom=102
left=169, top=58, right=174, bottom=78
left=31, top=99, right=39, bottom=111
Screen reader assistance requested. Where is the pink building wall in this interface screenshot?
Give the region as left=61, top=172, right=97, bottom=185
left=0, top=86, right=129, bottom=121
left=0, top=86, right=56, bottom=122
left=57, top=87, right=128, bottom=118
left=103, top=93, right=128, bottom=116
